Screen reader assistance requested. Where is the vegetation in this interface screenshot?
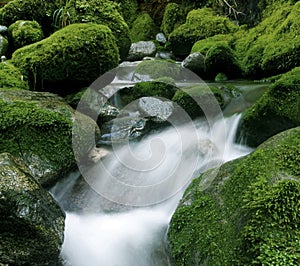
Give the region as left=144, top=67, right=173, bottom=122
left=169, top=126, right=300, bottom=265
left=11, top=23, right=119, bottom=91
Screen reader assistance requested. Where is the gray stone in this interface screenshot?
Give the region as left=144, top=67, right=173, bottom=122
left=126, top=41, right=157, bottom=61
left=156, top=32, right=167, bottom=44
left=0, top=35, right=8, bottom=56
left=181, top=52, right=206, bottom=76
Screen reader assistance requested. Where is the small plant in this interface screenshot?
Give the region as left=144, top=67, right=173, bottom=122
left=52, top=7, right=71, bottom=30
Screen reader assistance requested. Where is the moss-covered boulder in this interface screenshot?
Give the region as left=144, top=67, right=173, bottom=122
left=0, top=89, right=99, bottom=186
left=8, top=20, right=44, bottom=50
left=191, top=35, right=241, bottom=79
left=66, top=0, right=131, bottom=60
left=0, top=0, right=59, bottom=33
left=0, top=61, right=29, bottom=89
left=168, top=8, right=238, bottom=57
left=0, top=152, right=65, bottom=265
left=11, top=23, right=119, bottom=92
left=133, top=59, right=181, bottom=81
left=130, top=12, right=158, bottom=42
left=168, top=126, right=300, bottom=265
left=235, top=1, right=300, bottom=78
left=238, top=66, right=300, bottom=147
left=119, top=80, right=177, bottom=107
left=172, top=85, right=224, bottom=119
left=161, top=3, right=185, bottom=38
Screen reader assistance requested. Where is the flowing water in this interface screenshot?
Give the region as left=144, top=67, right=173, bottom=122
left=51, top=113, right=252, bottom=266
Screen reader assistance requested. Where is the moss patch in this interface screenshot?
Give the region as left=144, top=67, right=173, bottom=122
left=168, top=8, right=238, bottom=57
left=8, top=20, right=44, bottom=50
left=0, top=61, right=29, bottom=90
left=168, top=126, right=300, bottom=265
left=11, top=23, right=119, bottom=92
left=66, top=0, right=131, bottom=60
left=238, top=66, right=300, bottom=147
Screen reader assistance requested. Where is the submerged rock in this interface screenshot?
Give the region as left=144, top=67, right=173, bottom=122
left=0, top=153, right=65, bottom=265
left=126, top=41, right=157, bottom=61
left=0, top=89, right=99, bottom=186
left=238, top=66, right=300, bottom=147
left=11, top=23, right=119, bottom=92
left=169, top=126, right=300, bottom=265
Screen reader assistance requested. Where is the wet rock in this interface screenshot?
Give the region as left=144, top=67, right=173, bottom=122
left=0, top=25, right=8, bottom=35
left=0, top=34, right=8, bottom=56
left=126, top=41, right=157, bottom=61
left=181, top=52, right=206, bottom=77
left=0, top=153, right=65, bottom=265
left=156, top=32, right=167, bottom=44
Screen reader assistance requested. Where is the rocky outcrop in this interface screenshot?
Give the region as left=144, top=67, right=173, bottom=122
left=0, top=152, right=65, bottom=265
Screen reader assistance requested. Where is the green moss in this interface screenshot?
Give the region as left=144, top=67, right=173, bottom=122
left=130, top=12, right=158, bottom=42
left=0, top=89, right=98, bottom=186
left=8, top=20, right=44, bottom=50
left=172, top=85, right=224, bottom=119
left=113, top=0, right=138, bottom=27
left=134, top=59, right=181, bottom=80
left=169, top=126, right=300, bottom=265
left=0, top=152, right=65, bottom=265
left=0, top=61, right=29, bottom=90
left=0, top=0, right=59, bottom=33
left=161, top=3, right=185, bottom=38
left=234, top=2, right=300, bottom=78
left=66, top=0, right=131, bottom=60
left=168, top=8, right=238, bottom=57
left=238, top=66, right=300, bottom=147
left=119, top=80, right=177, bottom=106
left=0, top=34, right=8, bottom=56
left=11, top=23, right=119, bottom=91
left=191, top=37, right=241, bottom=79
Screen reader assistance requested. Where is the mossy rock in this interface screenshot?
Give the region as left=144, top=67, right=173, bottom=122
left=0, top=89, right=99, bottom=186
left=0, top=0, right=59, bottom=33
left=0, top=152, right=65, bottom=265
left=191, top=38, right=241, bottom=79
left=238, top=66, right=300, bottom=147
left=0, top=61, right=29, bottom=90
left=119, top=80, right=177, bottom=107
left=234, top=2, right=300, bottom=78
left=130, top=12, right=158, bottom=42
left=161, top=3, right=185, bottom=38
left=66, top=0, right=131, bottom=60
left=133, top=59, right=181, bottom=81
left=11, top=23, right=119, bottom=92
left=168, top=126, right=300, bottom=265
left=8, top=20, right=44, bottom=50
left=0, top=34, right=8, bottom=56
left=172, top=85, right=224, bottom=119
left=168, top=8, right=238, bottom=57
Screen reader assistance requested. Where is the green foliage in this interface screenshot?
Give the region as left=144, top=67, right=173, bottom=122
left=169, top=126, right=300, bottom=265
left=172, top=85, right=224, bottom=119
left=11, top=23, right=119, bottom=91
left=168, top=8, right=238, bottom=57
left=52, top=7, right=71, bottom=30
left=0, top=61, right=29, bottom=90
left=66, top=0, right=131, bottom=59
left=8, top=20, right=44, bottom=50
left=239, top=66, right=300, bottom=147
left=130, top=12, right=158, bottom=42
left=161, top=3, right=185, bottom=38
left=112, top=0, right=138, bottom=27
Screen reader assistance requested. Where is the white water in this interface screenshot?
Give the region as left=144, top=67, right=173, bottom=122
left=52, top=114, right=252, bottom=266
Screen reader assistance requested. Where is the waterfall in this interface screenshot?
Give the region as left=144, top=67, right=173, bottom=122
left=51, top=114, right=252, bottom=266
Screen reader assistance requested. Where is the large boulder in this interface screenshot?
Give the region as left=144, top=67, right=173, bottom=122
left=66, top=0, right=131, bottom=60
left=238, top=66, right=300, bottom=147
left=0, top=152, right=65, bottom=265
left=168, top=126, right=300, bottom=265
left=235, top=1, right=300, bottom=78
left=0, top=89, right=99, bottom=186
left=130, top=12, right=158, bottom=42
left=168, top=8, right=238, bottom=57
left=0, top=61, right=29, bottom=90
left=11, top=23, right=119, bottom=92
left=8, top=20, right=44, bottom=50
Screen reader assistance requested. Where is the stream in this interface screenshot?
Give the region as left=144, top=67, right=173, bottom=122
left=50, top=61, right=267, bottom=266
